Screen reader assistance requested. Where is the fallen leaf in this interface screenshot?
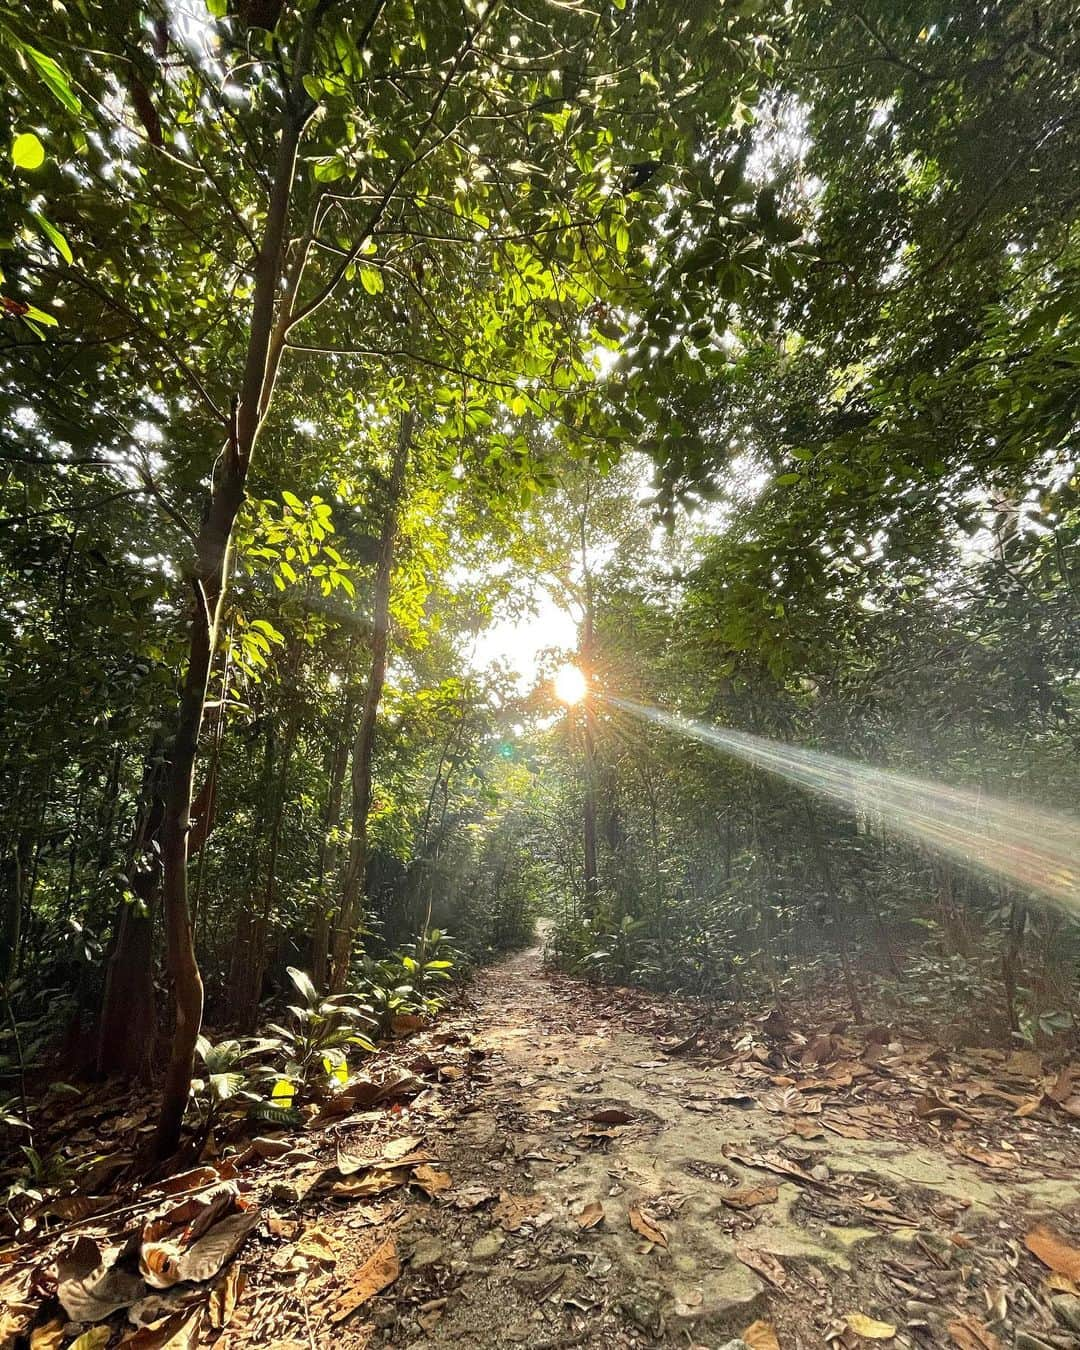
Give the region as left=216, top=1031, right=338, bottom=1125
left=382, top=1133, right=424, bottom=1161
left=208, top=1263, right=246, bottom=1329
left=947, top=1314, right=1002, bottom=1350
left=735, top=1245, right=786, bottom=1289
left=822, top=1115, right=872, bottom=1140
left=412, top=1164, right=452, bottom=1198
left=722, top=1144, right=825, bottom=1187
left=576, top=1201, right=605, bottom=1230
left=30, top=1320, right=66, bottom=1349
left=493, top=1191, right=548, bottom=1232
left=955, top=1145, right=1016, bottom=1171
left=629, top=1205, right=667, bottom=1248
left=119, top=1306, right=205, bottom=1349
left=742, top=1318, right=782, bottom=1350
left=57, top=1238, right=145, bottom=1322
left=720, top=1184, right=779, bottom=1210
left=328, top=1167, right=409, bottom=1198
left=328, top=1240, right=400, bottom=1324
left=1025, top=1223, right=1080, bottom=1280
left=759, top=1087, right=822, bottom=1115
left=175, top=1207, right=260, bottom=1283
left=68, top=1328, right=111, bottom=1350
left=1045, top=1271, right=1080, bottom=1294
left=249, top=1136, right=291, bottom=1159
left=296, top=1225, right=339, bottom=1264
left=844, top=1312, right=897, bottom=1339
left=589, top=1108, right=633, bottom=1125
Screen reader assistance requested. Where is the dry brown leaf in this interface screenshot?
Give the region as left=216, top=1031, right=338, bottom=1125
left=720, top=1184, right=779, bottom=1210
left=119, top=1306, right=205, bottom=1350
left=1025, top=1223, right=1080, bottom=1280
left=57, top=1238, right=145, bottom=1322
left=249, top=1137, right=291, bottom=1159
left=382, top=1133, right=424, bottom=1161
left=29, top=1319, right=65, bottom=1349
left=172, top=1207, right=259, bottom=1284
left=844, top=1312, right=897, bottom=1339
left=589, top=1108, right=633, bottom=1125
left=822, top=1115, right=872, bottom=1140
left=722, top=1144, right=825, bottom=1187
left=296, top=1225, right=339, bottom=1264
left=628, top=1205, right=667, bottom=1248
left=412, top=1164, right=452, bottom=1198
left=759, top=1087, right=822, bottom=1115
left=947, top=1314, right=1002, bottom=1350
left=328, top=1167, right=409, bottom=1198
left=153, top=1167, right=220, bottom=1197
left=493, top=1191, right=548, bottom=1232
left=328, top=1240, right=400, bottom=1324
left=742, top=1318, right=781, bottom=1350
left=955, top=1145, right=1016, bottom=1171
left=208, top=1263, right=246, bottom=1329
left=734, top=1244, right=787, bottom=1289
left=576, top=1201, right=605, bottom=1230
left=1045, top=1271, right=1080, bottom=1294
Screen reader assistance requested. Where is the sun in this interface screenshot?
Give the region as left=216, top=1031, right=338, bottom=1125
left=553, top=663, right=588, bottom=706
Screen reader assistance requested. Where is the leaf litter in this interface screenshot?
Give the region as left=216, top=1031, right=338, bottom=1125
left=5, top=942, right=1080, bottom=1348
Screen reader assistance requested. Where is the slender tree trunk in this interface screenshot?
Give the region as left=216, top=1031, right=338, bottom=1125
left=153, top=77, right=313, bottom=1157
left=246, top=693, right=301, bottom=1026
left=331, top=408, right=415, bottom=991
left=98, top=743, right=166, bottom=1080
left=577, top=507, right=602, bottom=918
left=313, top=667, right=360, bottom=991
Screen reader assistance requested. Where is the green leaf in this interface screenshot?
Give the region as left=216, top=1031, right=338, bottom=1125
left=287, top=965, right=318, bottom=1003
left=24, top=44, right=83, bottom=116
left=30, top=211, right=73, bottom=264
left=12, top=133, right=45, bottom=171
left=23, top=303, right=58, bottom=327
left=282, top=489, right=304, bottom=510
left=359, top=266, right=384, bottom=295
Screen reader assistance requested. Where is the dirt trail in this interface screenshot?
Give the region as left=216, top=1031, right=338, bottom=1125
left=8, top=942, right=1080, bottom=1349
left=373, top=941, right=1080, bottom=1349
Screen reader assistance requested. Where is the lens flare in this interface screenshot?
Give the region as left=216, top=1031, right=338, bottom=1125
left=606, top=696, right=1080, bottom=915
left=554, top=663, right=588, bottom=706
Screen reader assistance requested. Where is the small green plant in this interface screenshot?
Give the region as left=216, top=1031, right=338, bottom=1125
left=260, top=966, right=377, bottom=1094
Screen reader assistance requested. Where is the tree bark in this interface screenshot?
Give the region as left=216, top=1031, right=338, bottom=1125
left=98, top=743, right=166, bottom=1081
left=330, top=408, right=415, bottom=991
left=312, top=662, right=360, bottom=991
left=153, top=66, right=313, bottom=1156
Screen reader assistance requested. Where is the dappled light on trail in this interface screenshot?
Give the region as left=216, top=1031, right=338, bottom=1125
left=606, top=697, right=1080, bottom=915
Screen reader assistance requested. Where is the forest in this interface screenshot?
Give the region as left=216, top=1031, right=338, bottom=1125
left=1, top=1, right=1078, bottom=1347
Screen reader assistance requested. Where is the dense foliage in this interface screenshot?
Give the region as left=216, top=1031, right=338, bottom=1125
left=1, top=0, right=1077, bottom=1171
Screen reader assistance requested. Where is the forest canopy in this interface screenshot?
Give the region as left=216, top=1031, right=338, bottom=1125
left=1, top=0, right=1077, bottom=1203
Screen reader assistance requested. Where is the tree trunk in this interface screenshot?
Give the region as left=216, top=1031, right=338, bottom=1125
left=331, top=408, right=415, bottom=991
left=153, top=80, right=311, bottom=1157
left=98, top=743, right=166, bottom=1081
left=312, top=666, right=360, bottom=991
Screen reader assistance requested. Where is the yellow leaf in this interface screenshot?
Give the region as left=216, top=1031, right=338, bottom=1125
left=742, top=1319, right=781, bottom=1350
left=844, top=1312, right=897, bottom=1339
